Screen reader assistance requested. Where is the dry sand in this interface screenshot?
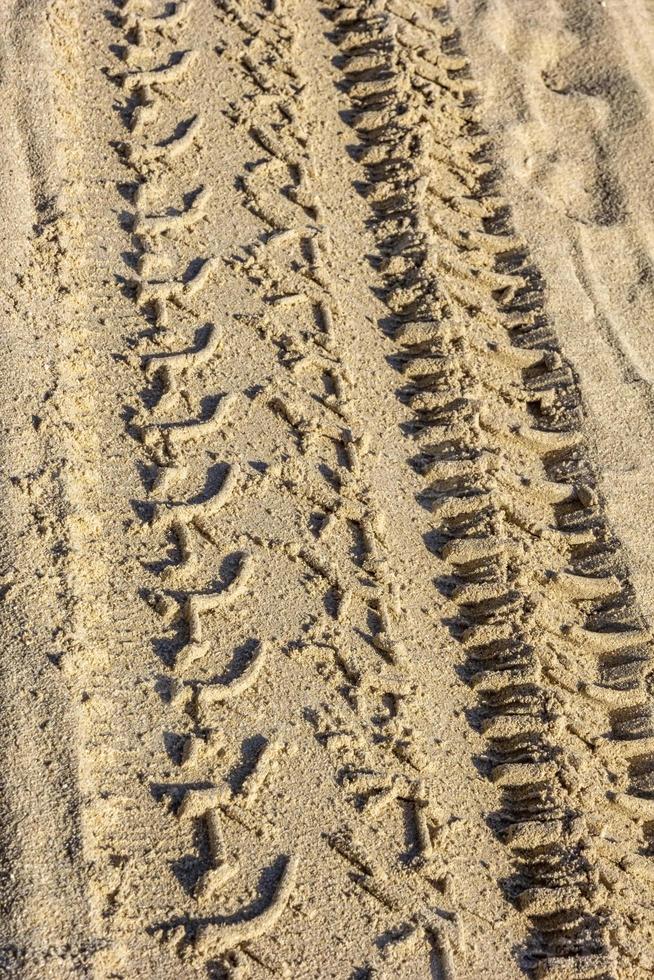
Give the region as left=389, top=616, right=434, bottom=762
left=1, top=0, right=654, bottom=977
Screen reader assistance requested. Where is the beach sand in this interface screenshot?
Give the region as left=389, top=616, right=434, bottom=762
left=1, top=1, right=653, bottom=976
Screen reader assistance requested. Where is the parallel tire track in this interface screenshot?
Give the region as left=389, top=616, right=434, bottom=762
left=108, top=1, right=472, bottom=974
left=5, top=0, right=654, bottom=976
left=324, top=0, right=654, bottom=975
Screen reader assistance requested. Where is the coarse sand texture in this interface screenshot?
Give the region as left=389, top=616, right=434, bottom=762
left=2, top=0, right=654, bottom=977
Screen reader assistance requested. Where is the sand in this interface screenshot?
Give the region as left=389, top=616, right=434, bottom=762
left=1, top=0, right=653, bottom=977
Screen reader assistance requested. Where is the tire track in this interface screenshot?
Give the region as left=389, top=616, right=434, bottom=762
left=323, top=0, right=654, bottom=975
left=110, top=2, right=302, bottom=973
left=106, top=1, right=458, bottom=974
left=216, top=1, right=473, bottom=973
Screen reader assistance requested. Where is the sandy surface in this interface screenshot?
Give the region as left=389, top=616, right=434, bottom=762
left=1, top=0, right=654, bottom=977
